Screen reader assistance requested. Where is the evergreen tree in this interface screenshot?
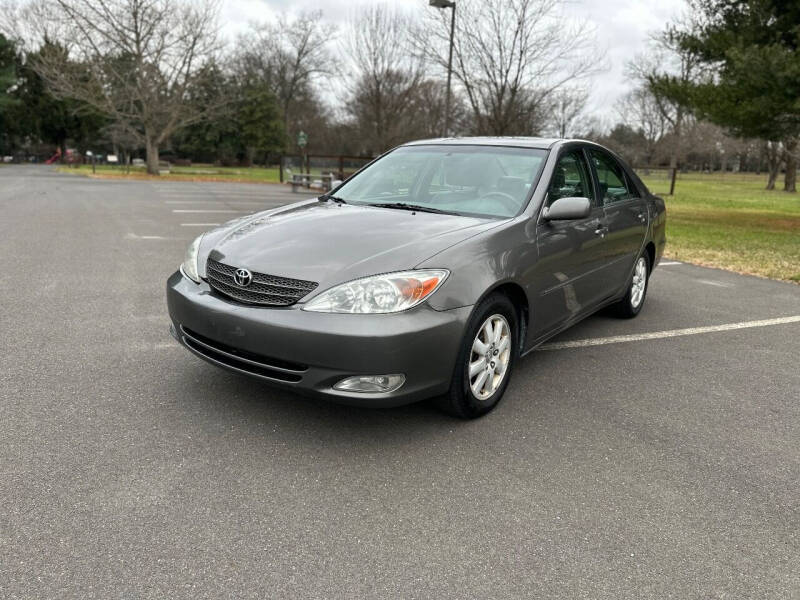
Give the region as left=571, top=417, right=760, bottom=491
left=671, top=0, right=800, bottom=191
left=0, top=34, right=20, bottom=154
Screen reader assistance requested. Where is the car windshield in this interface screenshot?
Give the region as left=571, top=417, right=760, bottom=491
left=332, top=145, right=548, bottom=218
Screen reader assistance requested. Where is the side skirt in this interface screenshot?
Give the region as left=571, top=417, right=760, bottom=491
left=519, top=293, right=625, bottom=358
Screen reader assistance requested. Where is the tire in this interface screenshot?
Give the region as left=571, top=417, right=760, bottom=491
left=434, top=293, right=519, bottom=419
left=613, top=252, right=650, bottom=318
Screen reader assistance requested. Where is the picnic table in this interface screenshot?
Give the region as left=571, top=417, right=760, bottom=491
left=291, top=172, right=333, bottom=192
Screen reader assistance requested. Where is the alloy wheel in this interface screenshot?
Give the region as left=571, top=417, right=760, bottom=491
left=630, top=256, right=647, bottom=308
left=468, top=314, right=511, bottom=400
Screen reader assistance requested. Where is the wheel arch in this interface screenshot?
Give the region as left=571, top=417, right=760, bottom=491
left=474, top=281, right=530, bottom=355
left=644, top=241, right=655, bottom=274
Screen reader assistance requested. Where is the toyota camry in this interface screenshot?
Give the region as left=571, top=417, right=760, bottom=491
left=166, top=137, right=666, bottom=418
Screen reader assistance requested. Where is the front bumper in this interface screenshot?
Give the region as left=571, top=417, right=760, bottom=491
left=166, top=271, right=472, bottom=407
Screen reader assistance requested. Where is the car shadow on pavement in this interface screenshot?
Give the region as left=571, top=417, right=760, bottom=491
left=169, top=363, right=473, bottom=447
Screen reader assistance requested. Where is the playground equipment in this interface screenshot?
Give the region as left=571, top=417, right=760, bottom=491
left=45, top=148, right=82, bottom=165
left=45, top=149, right=61, bottom=164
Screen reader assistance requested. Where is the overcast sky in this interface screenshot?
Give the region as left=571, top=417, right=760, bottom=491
left=220, top=0, right=688, bottom=124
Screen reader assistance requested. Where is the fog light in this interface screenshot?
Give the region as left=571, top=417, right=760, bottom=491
left=333, top=374, right=405, bottom=393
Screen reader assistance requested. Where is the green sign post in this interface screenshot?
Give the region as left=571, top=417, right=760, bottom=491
left=297, top=131, right=308, bottom=174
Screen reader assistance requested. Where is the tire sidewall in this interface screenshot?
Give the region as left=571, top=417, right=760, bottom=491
left=451, top=294, right=519, bottom=418
left=626, top=253, right=650, bottom=316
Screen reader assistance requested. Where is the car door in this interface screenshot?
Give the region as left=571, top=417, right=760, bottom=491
left=588, top=149, right=648, bottom=289
left=531, top=148, right=611, bottom=339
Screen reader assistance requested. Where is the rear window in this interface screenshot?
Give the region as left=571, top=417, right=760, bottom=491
left=589, top=149, right=639, bottom=205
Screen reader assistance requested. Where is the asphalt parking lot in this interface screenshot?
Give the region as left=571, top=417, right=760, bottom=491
left=2, top=165, right=799, bottom=599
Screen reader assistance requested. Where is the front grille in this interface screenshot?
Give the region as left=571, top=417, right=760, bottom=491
left=180, top=326, right=306, bottom=383
left=205, top=258, right=318, bottom=307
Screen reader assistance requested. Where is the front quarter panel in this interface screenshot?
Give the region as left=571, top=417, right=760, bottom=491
left=421, top=219, right=534, bottom=311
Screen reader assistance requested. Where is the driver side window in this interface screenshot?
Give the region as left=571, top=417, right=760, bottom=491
left=546, top=151, right=595, bottom=207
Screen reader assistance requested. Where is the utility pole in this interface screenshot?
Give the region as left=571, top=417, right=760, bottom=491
left=429, top=0, right=456, bottom=137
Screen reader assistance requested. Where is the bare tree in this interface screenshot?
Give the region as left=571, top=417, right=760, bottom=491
left=759, top=141, right=782, bottom=190
left=340, top=5, right=424, bottom=154
left=406, top=79, right=467, bottom=140
left=416, top=0, right=601, bottom=136
left=627, top=17, right=705, bottom=174
left=234, top=11, right=330, bottom=150
left=16, top=0, right=223, bottom=174
left=616, top=86, right=670, bottom=165
left=549, top=86, right=589, bottom=139
left=0, top=0, right=79, bottom=48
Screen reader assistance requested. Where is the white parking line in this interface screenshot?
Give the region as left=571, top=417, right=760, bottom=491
left=165, top=200, right=264, bottom=204
left=697, top=279, right=734, bottom=288
left=159, top=190, right=268, bottom=196
left=172, top=209, right=249, bottom=213
left=180, top=223, right=219, bottom=227
left=161, top=194, right=267, bottom=200
left=154, top=342, right=178, bottom=350
left=164, top=200, right=224, bottom=204
left=659, top=261, right=682, bottom=266
left=537, top=315, right=800, bottom=351
left=124, top=233, right=175, bottom=240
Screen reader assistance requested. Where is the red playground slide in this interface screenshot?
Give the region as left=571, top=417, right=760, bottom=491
left=45, top=149, right=61, bottom=164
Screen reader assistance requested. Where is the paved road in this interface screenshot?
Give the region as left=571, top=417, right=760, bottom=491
left=2, top=165, right=799, bottom=599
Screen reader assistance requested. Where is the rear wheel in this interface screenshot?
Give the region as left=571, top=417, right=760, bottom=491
left=613, top=252, right=649, bottom=318
left=435, top=293, right=518, bottom=419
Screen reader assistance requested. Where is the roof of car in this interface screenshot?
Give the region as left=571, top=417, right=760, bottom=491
left=402, top=136, right=567, bottom=149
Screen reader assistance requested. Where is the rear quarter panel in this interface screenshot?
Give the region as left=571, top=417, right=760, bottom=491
left=650, top=194, right=667, bottom=267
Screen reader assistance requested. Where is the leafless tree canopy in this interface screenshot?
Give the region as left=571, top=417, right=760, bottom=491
left=26, top=0, right=223, bottom=174
left=234, top=10, right=330, bottom=145
left=416, top=0, right=601, bottom=136
left=340, top=5, right=426, bottom=154
left=614, top=87, right=670, bottom=165
left=625, top=16, right=706, bottom=170
left=549, top=87, right=589, bottom=139
left=5, top=0, right=767, bottom=179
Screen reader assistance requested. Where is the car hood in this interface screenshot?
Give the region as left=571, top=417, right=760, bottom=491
left=201, top=200, right=500, bottom=291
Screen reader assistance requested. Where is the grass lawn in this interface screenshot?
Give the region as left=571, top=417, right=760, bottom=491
left=58, top=164, right=285, bottom=183
left=640, top=172, right=800, bottom=282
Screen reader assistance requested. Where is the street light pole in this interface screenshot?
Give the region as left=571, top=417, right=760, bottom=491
left=430, top=0, right=456, bottom=138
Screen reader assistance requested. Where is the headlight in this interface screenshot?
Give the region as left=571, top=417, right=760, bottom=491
left=180, top=234, right=203, bottom=283
left=303, top=270, right=449, bottom=313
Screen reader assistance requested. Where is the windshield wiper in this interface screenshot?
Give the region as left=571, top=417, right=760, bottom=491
left=319, top=194, right=347, bottom=204
left=368, top=202, right=457, bottom=215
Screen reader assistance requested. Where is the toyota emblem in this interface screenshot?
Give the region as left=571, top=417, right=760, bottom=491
left=233, top=268, right=253, bottom=287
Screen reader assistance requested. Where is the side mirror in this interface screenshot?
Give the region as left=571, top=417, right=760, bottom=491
left=542, top=196, right=591, bottom=221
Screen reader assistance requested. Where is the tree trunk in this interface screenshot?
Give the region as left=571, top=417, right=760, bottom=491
left=767, top=165, right=779, bottom=190
left=668, top=108, right=683, bottom=179
left=783, top=138, right=797, bottom=193
left=145, top=134, right=160, bottom=176
left=765, top=141, right=781, bottom=190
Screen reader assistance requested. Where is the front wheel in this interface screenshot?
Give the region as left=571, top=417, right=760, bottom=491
left=435, top=293, right=518, bottom=419
left=613, top=253, right=649, bottom=318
